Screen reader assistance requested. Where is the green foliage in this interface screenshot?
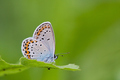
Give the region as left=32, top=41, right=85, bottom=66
left=0, top=57, right=80, bottom=76
left=0, top=57, right=27, bottom=76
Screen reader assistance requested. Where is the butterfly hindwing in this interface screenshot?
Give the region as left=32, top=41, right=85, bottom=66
left=21, top=37, right=54, bottom=62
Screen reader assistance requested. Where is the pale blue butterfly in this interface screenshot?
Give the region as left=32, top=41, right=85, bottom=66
left=21, top=22, right=58, bottom=63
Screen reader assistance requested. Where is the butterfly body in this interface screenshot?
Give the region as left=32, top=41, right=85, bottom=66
left=21, top=22, right=57, bottom=63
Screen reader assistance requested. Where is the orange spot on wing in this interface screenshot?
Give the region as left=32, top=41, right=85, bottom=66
left=37, top=32, right=40, bottom=36
left=26, top=42, right=30, bottom=45
left=41, top=27, right=44, bottom=30
left=36, top=37, right=38, bottom=39
left=28, top=55, right=31, bottom=59
left=27, top=42, right=30, bottom=43
left=30, top=40, right=34, bottom=43
left=25, top=45, right=28, bottom=47
left=25, top=42, right=30, bottom=47
left=43, top=26, right=46, bottom=29
left=48, top=26, right=50, bottom=28
left=26, top=51, right=30, bottom=54
left=25, top=47, right=28, bottom=50
left=39, top=29, right=42, bottom=32
left=35, top=40, right=37, bottom=42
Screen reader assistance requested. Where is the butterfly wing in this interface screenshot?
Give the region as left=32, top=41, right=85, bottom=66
left=21, top=37, right=54, bottom=62
left=33, top=22, right=55, bottom=59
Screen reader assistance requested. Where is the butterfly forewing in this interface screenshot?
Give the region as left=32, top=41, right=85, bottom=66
left=33, top=22, right=55, bottom=57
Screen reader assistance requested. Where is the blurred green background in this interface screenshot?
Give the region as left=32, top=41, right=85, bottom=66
left=0, top=0, right=120, bottom=80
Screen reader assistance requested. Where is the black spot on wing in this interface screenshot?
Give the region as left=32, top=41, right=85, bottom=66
left=47, top=38, right=50, bottom=41
left=40, top=44, right=42, bottom=46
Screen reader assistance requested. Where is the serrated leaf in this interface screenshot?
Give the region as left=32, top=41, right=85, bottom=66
left=20, top=57, right=80, bottom=71
left=0, top=57, right=28, bottom=77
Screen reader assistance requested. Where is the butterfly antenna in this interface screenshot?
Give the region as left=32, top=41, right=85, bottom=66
left=56, top=52, right=69, bottom=57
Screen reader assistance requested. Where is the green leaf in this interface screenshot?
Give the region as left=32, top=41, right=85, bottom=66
left=20, top=57, right=80, bottom=71
left=0, top=57, right=28, bottom=77
left=0, top=56, right=80, bottom=76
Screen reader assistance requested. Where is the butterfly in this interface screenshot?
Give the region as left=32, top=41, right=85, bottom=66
left=21, top=22, right=58, bottom=63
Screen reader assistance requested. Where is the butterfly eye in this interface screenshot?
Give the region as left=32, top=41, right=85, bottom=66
left=54, top=54, right=58, bottom=60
